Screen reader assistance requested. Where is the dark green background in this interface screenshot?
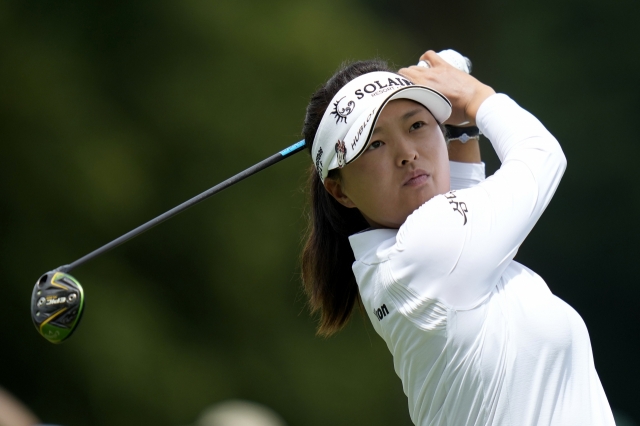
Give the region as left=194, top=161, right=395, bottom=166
left=1, top=0, right=638, bottom=424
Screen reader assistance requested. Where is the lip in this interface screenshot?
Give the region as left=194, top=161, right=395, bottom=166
left=403, top=169, right=430, bottom=186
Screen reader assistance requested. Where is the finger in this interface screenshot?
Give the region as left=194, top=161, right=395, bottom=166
left=399, top=65, right=429, bottom=74
left=419, top=50, right=450, bottom=68
left=418, top=50, right=436, bottom=62
left=397, top=66, right=415, bottom=77
left=397, top=66, right=425, bottom=80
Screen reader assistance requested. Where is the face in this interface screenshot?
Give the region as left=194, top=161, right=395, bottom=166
left=324, top=99, right=450, bottom=229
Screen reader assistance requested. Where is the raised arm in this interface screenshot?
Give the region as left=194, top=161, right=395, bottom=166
left=393, top=52, right=566, bottom=308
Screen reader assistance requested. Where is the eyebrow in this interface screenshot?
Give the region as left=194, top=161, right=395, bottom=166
left=371, top=107, right=425, bottom=137
left=401, top=107, right=424, bottom=121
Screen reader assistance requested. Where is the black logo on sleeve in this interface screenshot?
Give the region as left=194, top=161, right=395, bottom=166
left=445, top=191, right=468, bottom=225
left=330, top=97, right=355, bottom=124
left=374, top=304, right=389, bottom=321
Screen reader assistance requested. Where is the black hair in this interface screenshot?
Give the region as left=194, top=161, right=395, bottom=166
left=300, top=59, right=393, bottom=336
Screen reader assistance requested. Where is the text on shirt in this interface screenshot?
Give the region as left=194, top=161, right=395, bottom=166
left=374, top=304, right=389, bottom=321
left=445, top=191, right=468, bottom=225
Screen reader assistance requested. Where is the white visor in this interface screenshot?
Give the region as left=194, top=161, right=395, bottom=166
left=311, top=71, right=451, bottom=182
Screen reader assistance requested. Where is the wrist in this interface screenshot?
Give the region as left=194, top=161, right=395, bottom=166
left=445, top=125, right=481, bottom=143
left=465, top=85, right=496, bottom=124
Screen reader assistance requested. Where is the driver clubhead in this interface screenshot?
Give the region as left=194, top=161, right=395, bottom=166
left=31, top=271, right=85, bottom=344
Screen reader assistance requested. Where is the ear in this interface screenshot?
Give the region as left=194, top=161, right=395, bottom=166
left=324, top=176, right=357, bottom=209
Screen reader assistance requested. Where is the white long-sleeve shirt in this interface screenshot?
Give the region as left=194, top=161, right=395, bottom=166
left=348, top=94, right=614, bottom=425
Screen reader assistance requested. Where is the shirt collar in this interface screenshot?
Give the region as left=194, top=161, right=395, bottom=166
left=348, top=228, right=398, bottom=261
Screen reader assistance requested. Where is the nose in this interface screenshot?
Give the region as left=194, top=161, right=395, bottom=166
left=396, top=137, right=419, bottom=167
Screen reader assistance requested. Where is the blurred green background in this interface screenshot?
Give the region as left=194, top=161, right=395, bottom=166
left=1, top=0, right=638, bottom=424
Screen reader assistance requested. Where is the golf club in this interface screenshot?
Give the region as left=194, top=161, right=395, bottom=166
left=31, top=140, right=306, bottom=343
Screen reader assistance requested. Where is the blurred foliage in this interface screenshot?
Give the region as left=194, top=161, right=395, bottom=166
left=0, top=0, right=638, bottom=425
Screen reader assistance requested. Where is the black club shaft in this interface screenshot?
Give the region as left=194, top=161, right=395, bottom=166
left=57, top=140, right=307, bottom=273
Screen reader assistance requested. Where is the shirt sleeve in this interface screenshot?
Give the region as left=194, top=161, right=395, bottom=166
left=388, top=94, right=566, bottom=309
left=449, top=161, right=485, bottom=190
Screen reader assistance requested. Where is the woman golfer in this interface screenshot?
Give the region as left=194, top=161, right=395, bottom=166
left=301, top=51, right=614, bottom=425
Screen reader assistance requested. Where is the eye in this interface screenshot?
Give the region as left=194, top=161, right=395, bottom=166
left=410, top=121, right=426, bottom=131
left=367, top=140, right=385, bottom=150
